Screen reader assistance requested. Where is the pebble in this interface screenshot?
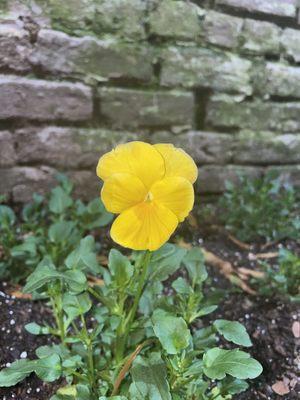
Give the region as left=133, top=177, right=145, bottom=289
left=10, top=319, right=15, bottom=325
left=20, top=351, right=27, bottom=359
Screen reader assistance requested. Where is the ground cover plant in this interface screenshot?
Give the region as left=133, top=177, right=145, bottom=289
left=0, top=174, right=113, bottom=282
left=219, top=172, right=300, bottom=243
left=0, top=142, right=263, bottom=399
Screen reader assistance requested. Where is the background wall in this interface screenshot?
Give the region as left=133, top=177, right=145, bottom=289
left=1, top=0, right=300, bottom=202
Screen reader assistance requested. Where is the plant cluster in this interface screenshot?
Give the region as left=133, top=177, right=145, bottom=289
left=0, top=243, right=262, bottom=399
left=0, top=175, right=113, bottom=281
left=219, top=172, right=300, bottom=243
left=253, top=248, right=300, bottom=302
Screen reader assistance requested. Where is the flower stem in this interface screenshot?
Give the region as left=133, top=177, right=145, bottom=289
left=115, top=251, right=151, bottom=363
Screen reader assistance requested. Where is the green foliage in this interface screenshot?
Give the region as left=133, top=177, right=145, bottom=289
left=219, top=172, right=300, bottom=242
left=253, top=248, right=300, bottom=302
left=0, top=242, right=262, bottom=399
left=0, top=175, right=112, bottom=281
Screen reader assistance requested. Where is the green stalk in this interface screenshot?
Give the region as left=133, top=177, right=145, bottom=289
left=115, top=251, right=151, bottom=363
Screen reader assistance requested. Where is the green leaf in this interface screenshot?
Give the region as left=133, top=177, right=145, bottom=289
left=49, top=186, right=73, bottom=214
left=213, top=320, right=252, bottom=347
left=148, top=244, right=186, bottom=282
left=130, top=352, right=171, bottom=400
left=25, top=322, right=50, bottom=335
left=108, top=249, right=134, bottom=286
left=48, top=221, right=76, bottom=243
left=152, top=309, right=191, bottom=354
left=0, top=205, right=16, bottom=227
left=203, top=348, right=263, bottom=380
left=65, top=236, right=99, bottom=272
left=220, top=378, right=249, bottom=395
left=62, top=270, right=88, bottom=293
left=63, top=293, right=91, bottom=323
left=23, top=261, right=60, bottom=293
left=193, top=327, right=216, bottom=351
left=0, top=359, right=35, bottom=386
left=172, top=277, right=191, bottom=295
left=35, top=354, right=62, bottom=382
left=183, top=247, right=207, bottom=284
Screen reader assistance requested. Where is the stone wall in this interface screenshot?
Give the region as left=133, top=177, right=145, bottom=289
left=1, top=0, right=300, bottom=202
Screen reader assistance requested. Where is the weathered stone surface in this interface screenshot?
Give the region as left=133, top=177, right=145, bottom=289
left=29, top=29, right=153, bottom=83
left=148, top=0, right=204, bottom=40
left=202, top=10, right=243, bottom=49
left=0, top=23, right=32, bottom=72
left=99, top=88, right=194, bottom=129
left=233, top=131, right=300, bottom=164
left=259, top=62, right=300, bottom=98
left=15, top=127, right=140, bottom=168
left=67, top=170, right=99, bottom=201
left=266, top=166, right=300, bottom=188
left=0, top=76, right=93, bottom=121
left=196, top=165, right=263, bottom=193
left=160, top=47, right=252, bottom=95
left=93, top=0, right=146, bottom=38
left=240, top=19, right=281, bottom=54
left=206, top=95, right=300, bottom=132
left=215, top=0, right=297, bottom=18
left=151, top=130, right=233, bottom=164
left=0, top=131, right=16, bottom=167
left=0, top=166, right=56, bottom=202
left=281, top=29, right=300, bottom=62
left=46, top=0, right=95, bottom=34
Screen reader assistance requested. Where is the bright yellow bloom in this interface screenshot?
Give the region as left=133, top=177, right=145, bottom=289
left=96, top=141, right=197, bottom=251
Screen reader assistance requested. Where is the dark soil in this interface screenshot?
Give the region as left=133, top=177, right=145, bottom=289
left=0, top=224, right=299, bottom=400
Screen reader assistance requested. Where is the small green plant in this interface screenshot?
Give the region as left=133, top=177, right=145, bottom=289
left=0, top=175, right=112, bottom=281
left=253, top=248, right=300, bottom=302
left=0, top=244, right=262, bottom=399
left=219, top=172, right=300, bottom=243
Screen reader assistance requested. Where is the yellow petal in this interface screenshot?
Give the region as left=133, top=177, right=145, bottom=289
left=110, top=202, right=178, bottom=251
left=151, top=177, right=194, bottom=222
left=97, top=141, right=165, bottom=189
left=154, top=143, right=198, bottom=183
left=101, top=173, right=147, bottom=214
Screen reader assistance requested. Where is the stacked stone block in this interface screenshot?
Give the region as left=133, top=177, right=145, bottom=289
left=1, top=0, right=300, bottom=202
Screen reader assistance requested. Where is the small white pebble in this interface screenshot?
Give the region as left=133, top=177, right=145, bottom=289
left=5, top=362, right=11, bottom=367
left=9, top=310, right=13, bottom=315
left=20, top=351, right=27, bottom=359
left=36, top=388, right=41, bottom=393
left=10, top=319, right=15, bottom=326
left=245, top=314, right=250, bottom=319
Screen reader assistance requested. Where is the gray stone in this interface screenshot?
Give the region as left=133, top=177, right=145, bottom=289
left=202, top=10, right=243, bottom=49
left=0, top=166, right=56, bottom=202
left=215, top=0, right=297, bottom=18
left=0, top=131, right=16, bottom=167
left=151, top=130, right=233, bottom=164
left=0, top=23, right=32, bottom=72
left=234, top=131, right=300, bottom=164
left=46, top=0, right=96, bottom=34
left=29, top=29, right=153, bottom=83
left=260, top=62, right=300, bottom=98
left=281, top=29, right=300, bottom=62
left=0, top=76, right=93, bottom=121
left=160, top=46, right=252, bottom=95
left=93, top=0, right=146, bottom=39
left=67, top=170, right=100, bottom=201
left=16, top=127, right=140, bottom=168
left=240, top=19, right=281, bottom=55
left=148, top=0, right=204, bottom=40
left=206, top=95, right=300, bottom=132
left=99, top=88, right=194, bottom=129
left=196, top=165, right=263, bottom=193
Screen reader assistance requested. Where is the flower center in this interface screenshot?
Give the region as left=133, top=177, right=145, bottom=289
left=144, top=191, right=154, bottom=202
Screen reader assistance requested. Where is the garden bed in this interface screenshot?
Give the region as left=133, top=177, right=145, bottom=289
left=0, top=228, right=299, bottom=399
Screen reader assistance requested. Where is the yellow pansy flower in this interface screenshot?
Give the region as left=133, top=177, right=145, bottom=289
left=96, top=141, right=198, bottom=251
